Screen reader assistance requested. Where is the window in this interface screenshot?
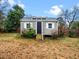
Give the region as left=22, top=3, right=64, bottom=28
left=46, top=22, right=55, bottom=29
left=27, top=23, right=30, bottom=28
left=37, top=18, right=41, bottom=20
left=24, top=22, right=33, bottom=29
left=42, top=18, right=46, bottom=20
left=32, top=18, right=36, bottom=20
left=48, top=23, right=52, bottom=28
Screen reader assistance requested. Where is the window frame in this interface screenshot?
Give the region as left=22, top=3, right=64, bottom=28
left=27, top=23, right=30, bottom=28
left=46, top=22, right=55, bottom=29
left=23, top=22, right=33, bottom=29
left=48, top=23, right=52, bottom=28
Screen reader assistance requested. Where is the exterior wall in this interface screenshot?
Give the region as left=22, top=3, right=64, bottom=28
left=20, top=21, right=37, bottom=34
left=43, top=21, right=58, bottom=35
left=20, top=21, right=58, bottom=35
left=20, top=17, right=58, bottom=35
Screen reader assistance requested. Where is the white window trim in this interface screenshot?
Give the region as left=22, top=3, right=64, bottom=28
left=30, top=23, right=33, bottom=28
left=23, top=22, right=33, bottom=29
left=24, top=22, right=27, bottom=29
left=46, top=22, right=55, bottom=29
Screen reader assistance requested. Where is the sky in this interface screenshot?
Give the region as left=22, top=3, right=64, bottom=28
left=1, top=0, right=79, bottom=17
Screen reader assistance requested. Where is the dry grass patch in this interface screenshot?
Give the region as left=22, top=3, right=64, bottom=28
left=0, top=33, right=79, bottom=59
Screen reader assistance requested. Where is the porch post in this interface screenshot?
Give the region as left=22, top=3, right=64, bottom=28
left=42, top=20, right=44, bottom=40
left=20, top=22, right=22, bottom=34
left=36, top=18, right=37, bottom=34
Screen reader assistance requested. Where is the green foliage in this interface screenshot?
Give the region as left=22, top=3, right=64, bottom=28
left=69, top=21, right=79, bottom=37
left=68, top=30, right=76, bottom=37
left=4, top=5, right=25, bottom=32
left=4, top=18, right=16, bottom=32
left=71, top=21, right=79, bottom=30
left=22, top=28, right=36, bottom=38
left=0, top=1, right=9, bottom=31
left=0, top=20, right=4, bottom=32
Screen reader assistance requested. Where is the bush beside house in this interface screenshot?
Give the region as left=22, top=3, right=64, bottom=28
left=22, top=28, right=36, bottom=38
left=69, top=21, right=79, bottom=37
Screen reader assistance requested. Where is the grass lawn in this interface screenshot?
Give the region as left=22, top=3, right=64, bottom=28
left=0, top=33, right=79, bottom=59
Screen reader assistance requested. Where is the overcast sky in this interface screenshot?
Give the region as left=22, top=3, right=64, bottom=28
left=1, top=0, right=79, bottom=17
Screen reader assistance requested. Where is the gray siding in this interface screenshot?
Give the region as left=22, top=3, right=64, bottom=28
left=20, top=17, right=58, bottom=35
left=20, top=21, right=58, bottom=35
left=20, top=21, right=37, bottom=34
left=43, top=21, right=58, bottom=35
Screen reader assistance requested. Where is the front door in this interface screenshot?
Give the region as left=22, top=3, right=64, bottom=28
left=37, top=22, right=41, bottom=34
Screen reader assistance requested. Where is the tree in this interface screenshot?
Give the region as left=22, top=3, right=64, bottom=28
left=57, top=17, right=65, bottom=25
left=57, top=17, right=66, bottom=37
left=70, top=21, right=79, bottom=37
left=0, top=0, right=4, bottom=29
left=60, top=6, right=79, bottom=29
left=0, top=0, right=9, bottom=31
left=4, top=5, right=25, bottom=32
left=0, top=0, right=10, bottom=19
left=71, top=21, right=79, bottom=30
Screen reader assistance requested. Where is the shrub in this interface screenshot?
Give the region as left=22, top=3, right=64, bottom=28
left=58, top=25, right=66, bottom=37
left=51, top=32, right=58, bottom=39
left=22, top=28, right=36, bottom=38
left=71, top=21, right=79, bottom=30
left=58, top=31, right=64, bottom=37
left=70, top=21, right=79, bottom=37
left=68, top=30, right=76, bottom=37
left=75, top=29, right=79, bottom=37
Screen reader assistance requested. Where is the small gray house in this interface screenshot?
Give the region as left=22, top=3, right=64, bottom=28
left=20, top=16, right=58, bottom=35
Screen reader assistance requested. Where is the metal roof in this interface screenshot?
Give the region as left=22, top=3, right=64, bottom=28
left=21, top=16, right=57, bottom=22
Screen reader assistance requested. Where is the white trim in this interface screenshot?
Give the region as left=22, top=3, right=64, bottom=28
left=30, top=23, right=33, bottom=28
left=23, top=22, right=33, bottom=29
left=20, top=22, right=22, bottom=34
left=46, top=22, right=55, bottom=29
left=52, top=23, right=55, bottom=29
left=42, top=21, right=44, bottom=40
left=36, top=19, right=37, bottom=34
left=46, top=23, right=48, bottom=28
left=24, top=22, right=27, bottom=29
